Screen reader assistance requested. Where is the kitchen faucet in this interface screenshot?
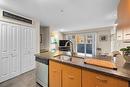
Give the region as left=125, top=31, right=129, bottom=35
left=65, top=40, right=74, bottom=57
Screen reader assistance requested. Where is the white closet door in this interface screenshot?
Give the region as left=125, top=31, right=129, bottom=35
left=21, top=26, right=35, bottom=73
left=0, top=21, right=20, bottom=83
left=30, top=27, right=36, bottom=68
left=0, top=21, right=35, bottom=83
left=0, top=22, right=10, bottom=82
left=9, top=23, right=20, bottom=78
left=21, top=26, right=29, bottom=73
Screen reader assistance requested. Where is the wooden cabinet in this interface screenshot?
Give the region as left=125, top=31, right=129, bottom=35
left=62, top=64, right=81, bottom=87
left=49, top=60, right=81, bottom=87
left=49, top=61, right=129, bottom=87
left=82, top=69, right=97, bottom=87
left=117, top=0, right=130, bottom=41
left=82, top=69, right=129, bottom=87
left=117, top=0, right=130, bottom=26
left=49, top=61, right=62, bottom=87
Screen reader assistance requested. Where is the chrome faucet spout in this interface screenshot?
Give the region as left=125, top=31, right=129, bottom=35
left=65, top=40, right=74, bottom=56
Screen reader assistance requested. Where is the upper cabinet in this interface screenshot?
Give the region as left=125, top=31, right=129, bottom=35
left=117, top=0, right=130, bottom=41
left=117, top=0, right=130, bottom=26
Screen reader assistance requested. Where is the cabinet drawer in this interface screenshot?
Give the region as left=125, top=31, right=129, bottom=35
left=62, top=64, right=81, bottom=87
left=96, top=74, right=128, bottom=87
left=82, top=69, right=129, bottom=87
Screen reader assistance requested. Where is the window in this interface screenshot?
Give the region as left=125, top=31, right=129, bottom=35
left=65, top=33, right=96, bottom=57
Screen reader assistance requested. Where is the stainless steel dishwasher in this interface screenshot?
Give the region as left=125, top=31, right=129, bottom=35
left=36, top=57, right=49, bottom=87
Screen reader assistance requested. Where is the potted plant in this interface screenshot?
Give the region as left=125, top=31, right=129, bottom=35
left=120, top=46, right=130, bottom=63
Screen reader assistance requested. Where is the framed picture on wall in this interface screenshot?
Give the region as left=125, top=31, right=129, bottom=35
left=99, top=35, right=108, bottom=41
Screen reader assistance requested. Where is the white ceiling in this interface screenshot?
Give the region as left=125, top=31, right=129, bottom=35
left=0, top=0, right=120, bottom=31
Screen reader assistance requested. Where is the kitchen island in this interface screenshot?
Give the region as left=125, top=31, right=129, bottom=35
left=35, top=51, right=130, bottom=87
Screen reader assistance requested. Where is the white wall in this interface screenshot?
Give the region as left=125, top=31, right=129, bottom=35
left=0, top=8, right=40, bottom=53
left=96, top=30, right=111, bottom=55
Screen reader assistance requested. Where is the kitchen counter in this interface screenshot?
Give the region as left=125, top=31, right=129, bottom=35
left=35, top=51, right=130, bottom=81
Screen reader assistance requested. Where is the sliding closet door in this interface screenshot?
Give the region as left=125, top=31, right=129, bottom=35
left=21, top=26, right=35, bottom=73
left=0, top=21, right=10, bottom=82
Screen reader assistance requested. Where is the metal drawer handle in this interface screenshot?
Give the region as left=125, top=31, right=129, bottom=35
left=96, top=77, right=107, bottom=82
left=52, top=70, right=57, bottom=72
left=68, top=75, right=74, bottom=79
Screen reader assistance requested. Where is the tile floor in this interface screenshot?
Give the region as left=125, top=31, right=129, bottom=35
left=0, top=70, right=42, bottom=87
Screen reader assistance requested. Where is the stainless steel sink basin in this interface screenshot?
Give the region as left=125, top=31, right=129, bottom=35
left=59, top=55, right=72, bottom=61
left=54, top=54, right=84, bottom=61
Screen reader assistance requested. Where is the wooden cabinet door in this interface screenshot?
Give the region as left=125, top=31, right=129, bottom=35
left=82, top=69, right=129, bottom=87
left=97, top=74, right=129, bottom=87
left=62, top=64, right=81, bottom=87
left=82, top=69, right=97, bottom=87
left=49, top=61, right=62, bottom=87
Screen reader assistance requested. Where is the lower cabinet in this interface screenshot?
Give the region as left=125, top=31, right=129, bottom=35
left=62, top=64, right=81, bottom=87
left=49, top=60, right=81, bottom=87
left=82, top=69, right=129, bottom=87
left=49, top=61, right=62, bottom=87
left=49, top=60, right=129, bottom=87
